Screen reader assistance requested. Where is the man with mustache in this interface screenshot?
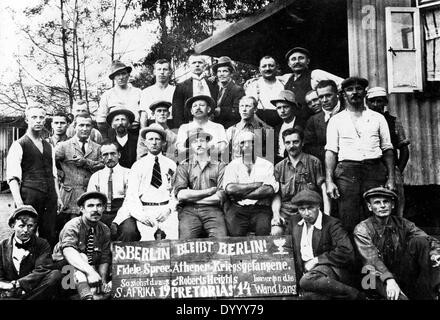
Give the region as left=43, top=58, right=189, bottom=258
left=174, top=129, right=227, bottom=239
left=271, top=128, right=330, bottom=236
left=7, top=105, right=63, bottom=247
left=140, top=59, right=175, bottom=128
left=281, top=47, right=343, bottom=112
left=354, top=187, right=440, bottom=300
left=55, top=114, right=104, bottom=226
left=87, top=142, right=130, bottom=231
left=325, top=77, right=395, bottom=233
left=245, top=56, right=286, bottom=127
left=285, top=189, right=363, bottom=300
left=172, top=54, right=218, bottom=128
left=52, top=191, right=112, bottom=300
left=304, top=80, right=342, bottom=166
left=223, top=131, right=278, bottom=236
left=97, top=61, right=141, bottom=140
left=0, top=206, right=62, bottom=300
left=106, top=108, right=138, bottom=168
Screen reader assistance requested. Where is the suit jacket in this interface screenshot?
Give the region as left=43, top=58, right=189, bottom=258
left=55, top=137, right=104, bottom=214
left=286, top=213, right=355, bottom=283
left=214, top=81, right=245, bottom=128
left=274, top=116, right=307, bottom=164
left=108, top=132, right=138, bottom=168
left=0, top=234, right=55, bottom=292
left=172, top=77, right=219, bottom=128
left=303, top=111, right=327, bottom=165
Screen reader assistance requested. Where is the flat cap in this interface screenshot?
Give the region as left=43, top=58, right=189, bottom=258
left=77, top=191, right=108, bottom=207
left=363, top=187, right=397, bottom=202
left=106, top=108, right=135, bottom=125
left=291, top=189, right=323, bottom=206
left=285, top=47, right=311, bottom=60
left=366, top=87, right=388, bottom=99
left=341, top=77, right=369, bottom=90
left=140, top=123, right=167, bottom=140
left=149, top=100, right=172, bottom=112
left=8, top=205, right=39, bottom=227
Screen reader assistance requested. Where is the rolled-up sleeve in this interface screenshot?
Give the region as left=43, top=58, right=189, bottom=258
left=59, top=224, right=80, bottom=252
left=325, top=117, right=339, bottom=153
left=173, top=164, right=189, bottom=197
left=6, top=141, right=23, bottom=184
left=262, top=161, right=279, bottom=193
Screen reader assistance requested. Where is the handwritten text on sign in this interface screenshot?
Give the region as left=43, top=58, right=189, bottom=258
left=111, top=236, right=297, bottom=299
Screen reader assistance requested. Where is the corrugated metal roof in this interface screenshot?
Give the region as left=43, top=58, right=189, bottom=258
left=347, top=0, right=440, bottom=185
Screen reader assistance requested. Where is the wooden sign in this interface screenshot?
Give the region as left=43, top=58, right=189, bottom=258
left=111, top=236, right=297, bottom=299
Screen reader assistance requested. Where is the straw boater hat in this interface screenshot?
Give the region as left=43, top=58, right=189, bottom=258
left=8, top=205, right=39, bottom=228
left=285, top=47, right=311, bottom=60
left=212, top=56, right=236, bottom=73
left=270, top=90, right=299, bottom=108
left=108, top=61, right=132, bottom=80
left=366, top=87, right=388, bottom=100
left=140, top=123, right=167, bottom=140
left=106, top=108, right=135, bottom=125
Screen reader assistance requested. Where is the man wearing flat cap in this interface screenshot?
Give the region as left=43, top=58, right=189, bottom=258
left=286, top=189, right=363, bottom=300
left=174, top=129, right=227, bottom=239
left=53, top=191, right=112, bottom=300
left=281, top=47, right=343, bottom=111
left=106, top=108, right=138, bottom=168
left=271, top=90, right=307, bottom=164
left=0, top=206, right=62, bottom=300
left=354, top=187, right=440, bottom=300
left=97, top=60, right=141, bottom=140
left=116, top=124, right=178, bottom=241
left=325, top=77, right=396, bottom=233
left=137, top=101, right=177, bottom=160
left=175, top=94, right=228, bottom=159
left=212, top=56, right=245, bottom=128
left=366, top=87, right=410, bottom=217
left=172, top=54, right=218, bottom=128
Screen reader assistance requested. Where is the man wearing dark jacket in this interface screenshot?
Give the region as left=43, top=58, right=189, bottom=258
left=0, top=206, right=61, bottom=300
left=172, top=54, right=218, bottom=128
left=286, top=189, right=362, bottom=300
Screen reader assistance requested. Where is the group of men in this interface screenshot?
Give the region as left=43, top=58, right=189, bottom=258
left=2, top=47, right=439, bottom=300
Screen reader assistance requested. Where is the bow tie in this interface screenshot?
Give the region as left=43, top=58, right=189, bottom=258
left=15, top=241, right=31, bottom=250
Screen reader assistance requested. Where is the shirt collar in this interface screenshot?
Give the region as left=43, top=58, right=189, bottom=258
left=145, top=152, right=162, bottom=161
left=191, top=157, right=212, bottom=168
left=286, top=152, right=306, bottom=167
left=298, top=210, right=323, bottom=230
left=236, top=118, right=260, bottom=130
left=74, top=135, right=90, bottom=144
left=192, top=74, right=205, bottom=81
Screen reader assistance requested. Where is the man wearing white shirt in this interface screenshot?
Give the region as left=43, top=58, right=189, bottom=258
left=175, top=95, right=228, bottom=160
left=286, top=189, right=362, bottom=300
left=117, top=125, right=178, bottom=241
left=87, top=142, right=130, bottom=231
left=325, top=77, right=395, bottom=233
left=97, top=61, right=142, bottom=139
left=223, top=131, right=278, bottom=236
left=140, top=59, right=176, bottom=128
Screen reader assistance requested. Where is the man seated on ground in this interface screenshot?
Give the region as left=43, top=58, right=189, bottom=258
left=286, top=189, right=363, bottom=300
left=354, top=187, right=440, bottom=300
left=223, top=131, right=278, bottom=236
left=0, top=206, right=62, bottom=300
left=271, top=128, right=330, bottom=236
left=174, top=129, right=227, bottom=239
left=52, top=191, right=112, bottom=300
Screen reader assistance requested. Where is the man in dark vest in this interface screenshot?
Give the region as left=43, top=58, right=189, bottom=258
left=7, top=106, right=62, bottom=247
left=106, top=108, right=138, bottom=168
left=282, top=47, right=343, bottom=110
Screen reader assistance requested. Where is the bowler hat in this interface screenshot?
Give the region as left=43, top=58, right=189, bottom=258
left=109, top=61, right=132, bottom=80
left=363, top=187, right=397, bottom=202
left=8, top=205, right=39, bottom=228
left=140, top=123, right=167, bottom=140
left=77, top=191, right=108, bottom=208
left=185, top=128, right=213, bottom=148
left=285, top=47, right=311, bottom=60
left=270, top=90, right=298, bottom=107
left=212, top=56, right=236, bottom=73
left=106, top=108, right=135, bottom=125
left=291, top=189, right=323, bottom=206
left=185, top=95, right=216, bottom=110
left=341, top=77, right=369, bottom=90
left=149, top=100, right=172, bottom=112
left=366, top=87, right=388, bottom=99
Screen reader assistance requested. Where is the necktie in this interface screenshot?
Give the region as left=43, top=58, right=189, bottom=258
left=107, top=167, right=113, bottom=212
left=151, top=156, right=162, bottom=189
left=86, top=227, right=95, bottom=265
left=217, top=86, right=225, bottom=105
left=197, top=79, right=204, bottom=94
left=80, top=140, right=86, bottom=154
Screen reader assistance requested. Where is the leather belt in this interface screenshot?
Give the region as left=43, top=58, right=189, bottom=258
left=339, top=158, right=381, bottom=165
left=142, top=200, right=169, bottom=206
